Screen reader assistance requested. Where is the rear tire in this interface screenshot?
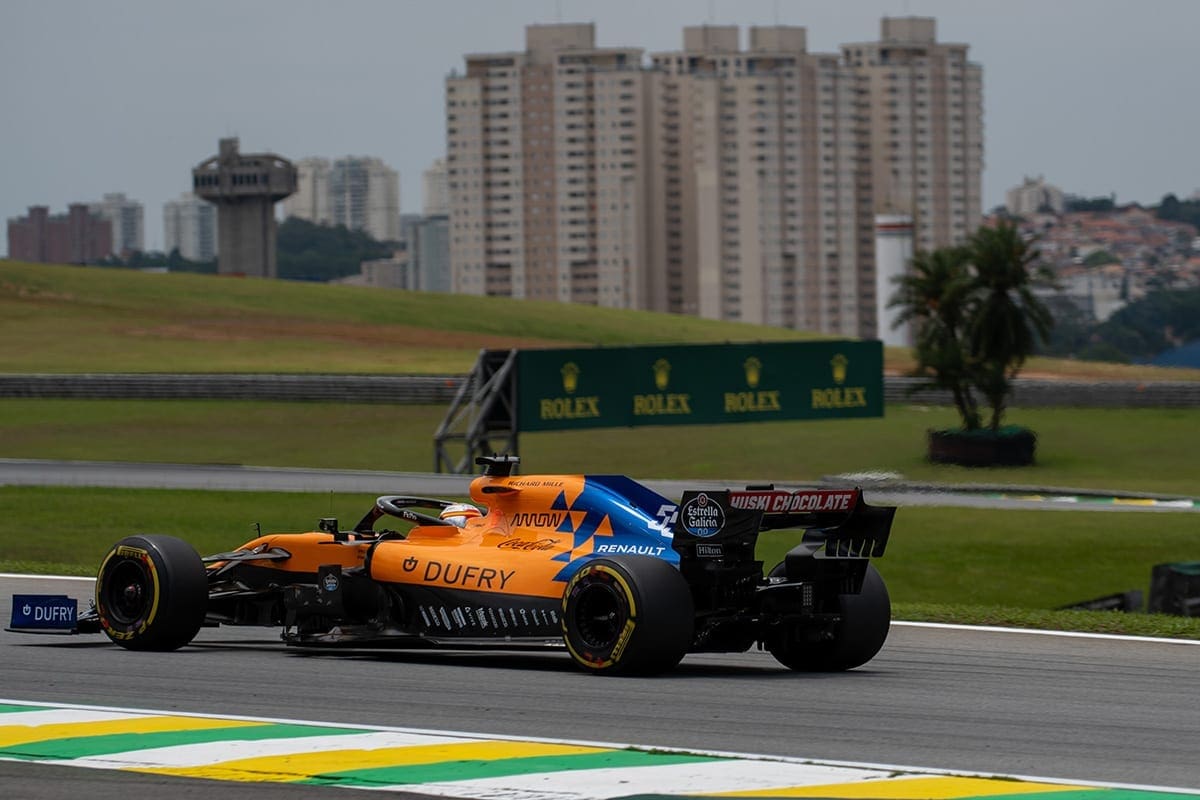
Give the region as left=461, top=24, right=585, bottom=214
left=95, top=535, right=208, bottom=651
left=767, top=562, right=890, bottom=671
left=561, top=556, right=693, bottom=675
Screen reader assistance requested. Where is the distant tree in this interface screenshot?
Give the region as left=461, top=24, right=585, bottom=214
left=276, top=217, right=393, bottom=282
left=1091, top=288, right=1200, bottom=360
left=889, top=221, right=1055, bottom=433
left=1082, top=249, right=1120, bottom=268
left=888, top=246, right=982, bottom=430
left=1077, top=342, right=1131, bottom=363
left=95, top=249, right=215, bottom=273
left=1036, top=295, right=1093, bottom=359
left=1064, top=194, right=1116, bottom=213
left=1158, top=193, right=1182, bottom=220
left=1154, top=192, right=1200, bottom=230
left=965, top=222, right=1055, bottom=431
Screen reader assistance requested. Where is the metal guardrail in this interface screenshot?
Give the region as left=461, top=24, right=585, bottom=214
left=885, top=376, right=1200, bottom=408
left=0, top=374, right=464, bottom=404
left=1, top=373, right=1199, bottom=408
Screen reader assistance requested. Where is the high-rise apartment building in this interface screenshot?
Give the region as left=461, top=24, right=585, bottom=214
left=88, top=193, right=144, bottom=255
left=412, top=214, right=451, bottom=293
left=284, top=158, right=332, bottom=224
left=7, top=205, right=112, bottom=264
left=445, top=18, right=982, bottom=337
left=649, top=25, right=875, bottom=335
left=842, top=17, right=984, bottom=253
left=330, top=157, right=401, bottom=243
left=163, top=192, right=218, bottom=262
left=422, top=158, right=450, bottom=216
left=283, top=156, right=400, bottom=243
left=1006, top=175, right=1064, bottom=216
left=446, top=23, right=654, bottom=307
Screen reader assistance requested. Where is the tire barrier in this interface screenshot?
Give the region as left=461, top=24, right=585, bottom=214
left=1, top=372, right=1198, bottom=407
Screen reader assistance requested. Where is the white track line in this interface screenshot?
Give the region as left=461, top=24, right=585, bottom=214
left=893, top=620, right=1200, bottom=645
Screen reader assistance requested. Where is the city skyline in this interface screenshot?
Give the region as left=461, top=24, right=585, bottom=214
left=2, top=0, right=1198, bottom=256
left=443, top=19, right=987, bottom=337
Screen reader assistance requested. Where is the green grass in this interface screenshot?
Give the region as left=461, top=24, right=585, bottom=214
left=0, top=487, right=379, bottom=572
left=758, top=507, right=1200, bottom=609
left=3, top=399, right=1198, bottom=496
left=893, top=604, right=1200, bottom=640
left=4, top=487, right=1196, bottom=639
left=0, top=260, right=821, bottom=374
left=5, top=260, right=1200, bottom=381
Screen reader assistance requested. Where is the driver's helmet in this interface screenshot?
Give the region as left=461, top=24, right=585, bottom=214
left=439, top=503, right=482, bottom=528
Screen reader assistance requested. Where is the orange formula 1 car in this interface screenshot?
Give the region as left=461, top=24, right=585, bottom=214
left=11, top=457, right=896, bottom=675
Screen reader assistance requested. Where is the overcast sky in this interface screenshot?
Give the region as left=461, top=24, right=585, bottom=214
left=3, top=0, right=1197, bottom=254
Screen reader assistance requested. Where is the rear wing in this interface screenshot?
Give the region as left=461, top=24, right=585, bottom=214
left=730, top=488, right=894, bottom=558
left=671, top=487, right=894, bottom=562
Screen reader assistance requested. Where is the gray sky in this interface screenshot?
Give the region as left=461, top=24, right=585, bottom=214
left=3, top=0, right=1197, bottom=254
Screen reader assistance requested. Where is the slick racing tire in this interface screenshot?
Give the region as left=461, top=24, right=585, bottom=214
left=95, top=535, right=208, bottom=651
left=767, top=562, right=890, bottom=672
left=561, top=556, right=693, bottom=676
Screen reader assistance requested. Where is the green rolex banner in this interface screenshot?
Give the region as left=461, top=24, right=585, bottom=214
left=515, top=340, right=883, bottom=432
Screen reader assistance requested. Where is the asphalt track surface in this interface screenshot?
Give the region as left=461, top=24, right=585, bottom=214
left=3, top=461, right=1198, bottom=797
left=3, top=576, right=1199, bottom=797
left=2, top=457, right=1198, bottom=512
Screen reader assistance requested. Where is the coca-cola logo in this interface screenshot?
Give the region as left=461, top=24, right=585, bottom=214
left=680, top=492, right=725, bottom=538
left=497, top=538, right=557, bottom=551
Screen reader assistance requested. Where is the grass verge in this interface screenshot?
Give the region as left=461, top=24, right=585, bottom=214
left=2, top=487, right=1197, bottom=638
left=893, top=603, right=1200, bottom=640
left=3, top=399, right=1199, bottom=496
left=0, top=261, right=820, bottom=374
left=5, top=260, right=1199, bottom=381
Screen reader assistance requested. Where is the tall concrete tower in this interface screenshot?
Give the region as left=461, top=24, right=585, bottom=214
left=192, top=138, right=297, bottom=277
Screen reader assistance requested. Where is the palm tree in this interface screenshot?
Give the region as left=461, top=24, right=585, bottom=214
left=888, top=246, right=982, bottom=431
left=965, top=221, right=1055, bottom=431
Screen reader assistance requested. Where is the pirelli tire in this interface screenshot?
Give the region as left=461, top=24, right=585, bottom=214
left=95, top=534, right=208, bottom=652
left=561, top=556, right=694, bottom=676
left=767, top=562, right=891, bottom=672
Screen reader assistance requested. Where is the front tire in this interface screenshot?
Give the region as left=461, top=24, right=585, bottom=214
left=95, top=535, right=208, bottom=651
left=768, top=562, right=890, bottom=671
left=561, top=556, right=693, bottom=675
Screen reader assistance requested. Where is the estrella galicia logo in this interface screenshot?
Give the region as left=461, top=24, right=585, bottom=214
left=680, top=492, right=725, bottom=538
left=322, top=573, right=340, bottom=593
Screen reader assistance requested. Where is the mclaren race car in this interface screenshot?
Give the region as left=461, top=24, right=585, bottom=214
left=11, top=456, right=896, bottom=675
